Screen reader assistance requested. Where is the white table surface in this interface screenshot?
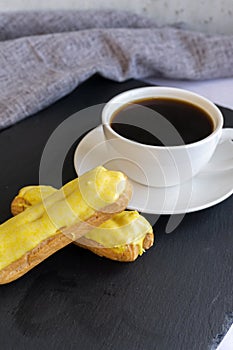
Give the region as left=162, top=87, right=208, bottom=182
left=145, top=77, right=233, bottom=111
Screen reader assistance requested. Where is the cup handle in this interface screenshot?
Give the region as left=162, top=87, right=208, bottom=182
left=219, top=128, right=233, bottom=144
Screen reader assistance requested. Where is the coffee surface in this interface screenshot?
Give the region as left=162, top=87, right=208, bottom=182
left=110, top=98, right=214, bottom=146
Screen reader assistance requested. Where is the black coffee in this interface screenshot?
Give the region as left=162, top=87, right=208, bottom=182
left=110, top=98, right=214, bottom=146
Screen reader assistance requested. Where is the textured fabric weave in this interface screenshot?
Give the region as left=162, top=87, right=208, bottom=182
left=0, top=10, right=233, bottom=129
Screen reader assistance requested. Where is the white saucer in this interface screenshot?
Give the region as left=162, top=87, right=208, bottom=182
left=74, top=125, right=233, bottom=214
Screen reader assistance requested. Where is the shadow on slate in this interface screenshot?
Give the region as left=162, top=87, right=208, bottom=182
left=0, top=75, right=232, bottom=350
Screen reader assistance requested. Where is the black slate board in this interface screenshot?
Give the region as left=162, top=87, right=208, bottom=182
left=0, top=75, right=232, bottom=350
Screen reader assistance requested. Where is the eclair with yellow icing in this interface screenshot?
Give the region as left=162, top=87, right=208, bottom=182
left=11, top=184, right=154, bottom=263
left=0, top=167, right=132, bottom=284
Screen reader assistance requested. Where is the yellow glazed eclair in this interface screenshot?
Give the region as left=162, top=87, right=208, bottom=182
left=0, top=166, right=132, bottom=284
left=11, top=185, right=154, bottom=263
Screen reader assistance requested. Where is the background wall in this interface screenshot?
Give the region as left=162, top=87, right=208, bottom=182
left=0, top=0, right=233, bottom=34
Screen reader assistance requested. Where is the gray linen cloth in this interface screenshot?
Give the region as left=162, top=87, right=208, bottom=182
left=0, top=10, right=233, bottom=130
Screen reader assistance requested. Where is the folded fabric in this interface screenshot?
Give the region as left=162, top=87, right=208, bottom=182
left=0, top=10, right=233, bottom=130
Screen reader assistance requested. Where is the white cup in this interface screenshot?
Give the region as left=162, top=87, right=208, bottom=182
left=102, top=87, right=225, bottom=187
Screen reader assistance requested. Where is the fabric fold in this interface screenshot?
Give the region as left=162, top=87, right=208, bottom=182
left=0, top=10, right=233, bottom=129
